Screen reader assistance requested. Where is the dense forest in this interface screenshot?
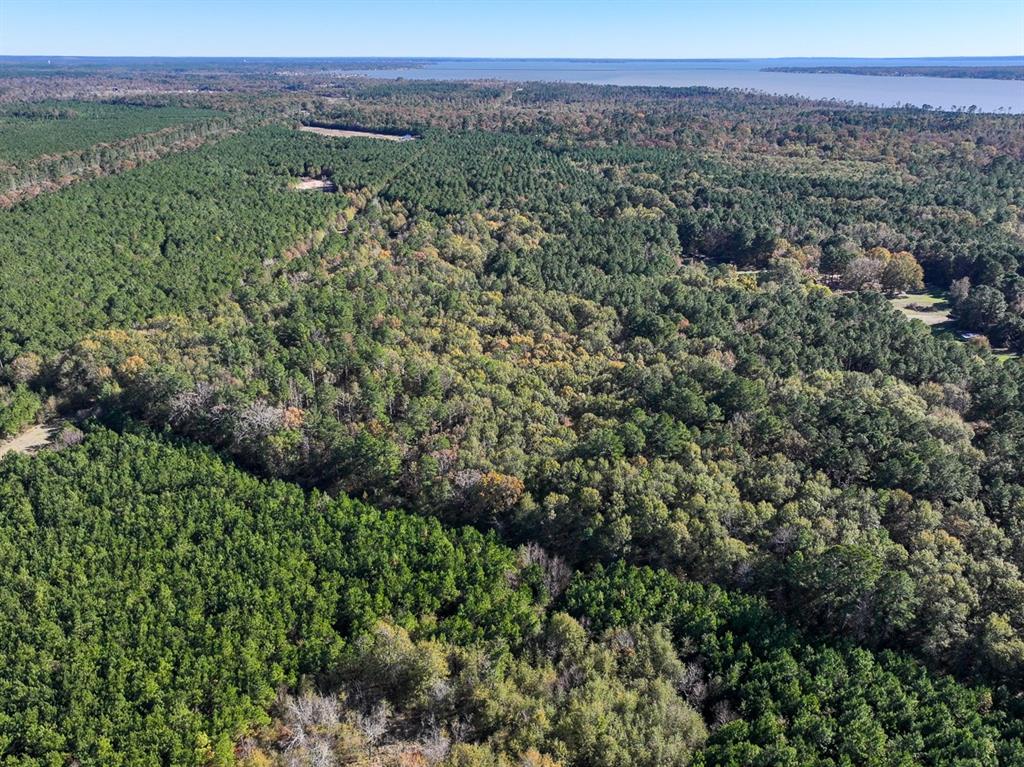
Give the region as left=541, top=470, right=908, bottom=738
left=0, top=101, right=224, bottom=164
left=1, top=430, right=1020, bottom=765
left=0, top=64, right=1021, bottom=766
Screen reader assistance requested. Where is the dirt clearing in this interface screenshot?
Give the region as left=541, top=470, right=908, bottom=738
left=292, top=177, right=337, bottom=192
left=299, top=126, right=414, bottom=141
left=0, top=421, right=61, bottom=458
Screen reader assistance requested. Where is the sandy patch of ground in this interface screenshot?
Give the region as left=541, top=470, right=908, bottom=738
left=293, top=177, right=337, bottom=191
left=0, top=421, right=61, bottom=458
left=299, top=125, right=413, bottom=141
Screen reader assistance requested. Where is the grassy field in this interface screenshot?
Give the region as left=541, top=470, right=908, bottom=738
left=891, top=289, right=1020, bottom=361
left=889, top=289, right=953, bottom=326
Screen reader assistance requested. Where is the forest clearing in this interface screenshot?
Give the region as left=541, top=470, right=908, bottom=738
left=299, top=125, right=415, bottom=141
left=0, top=421, right=60, bottom=458
left=292, top=176, right=337, bottom=191
left=889, top=289, right=954, bottom=325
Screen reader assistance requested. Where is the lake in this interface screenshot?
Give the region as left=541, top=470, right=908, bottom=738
left=345, top=57, right=1024, bottom=113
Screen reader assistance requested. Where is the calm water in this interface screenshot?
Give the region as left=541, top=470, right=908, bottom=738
left=347, top=58, right=1024, bottom=113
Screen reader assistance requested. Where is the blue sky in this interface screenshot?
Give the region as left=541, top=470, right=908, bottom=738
left=2, top=0, right=1022, bottom=58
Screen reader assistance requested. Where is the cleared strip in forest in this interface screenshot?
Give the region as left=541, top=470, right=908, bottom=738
left=299, top=125, right=415, bottom=141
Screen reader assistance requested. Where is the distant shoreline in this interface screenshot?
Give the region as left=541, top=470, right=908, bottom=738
left=2, top=55, right=1021, bottom=112
left=763, top=65, right=1024, bottom=81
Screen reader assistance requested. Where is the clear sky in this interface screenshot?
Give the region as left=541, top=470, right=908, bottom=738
left=1, top=0, right=1022, bottom=59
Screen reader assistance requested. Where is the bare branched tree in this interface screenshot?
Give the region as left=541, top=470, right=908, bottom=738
left=519, top=542, right=573, bottom=599
left=356, top=700, right=391, bottom=746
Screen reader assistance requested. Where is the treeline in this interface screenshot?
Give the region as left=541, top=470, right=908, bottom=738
left=0, top=429, right=1019, bottom=766
left=764, top=64, right=1024, bottom=81
left=305, top=77, right=1024, bottom=158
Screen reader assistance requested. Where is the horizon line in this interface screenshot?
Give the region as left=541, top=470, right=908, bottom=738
left=2, top=54, right=1023, bottom=62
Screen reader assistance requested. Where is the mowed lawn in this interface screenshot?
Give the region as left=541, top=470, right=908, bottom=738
left=889, top=288, right=953, bottom=326
left=891, top=288, right=1020, bottom=361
